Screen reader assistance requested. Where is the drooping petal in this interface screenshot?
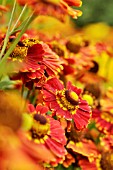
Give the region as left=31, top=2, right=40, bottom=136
left=43, top=77, right=64, bottom=92
left=45, top=137, right=66, bottom=158
left=67, top=81, right=82, bottom=96
left=67, top=140, right=100, bottom=162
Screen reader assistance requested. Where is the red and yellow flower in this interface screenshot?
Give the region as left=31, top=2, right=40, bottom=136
left=100, top=135, right=113, bottom=151
left=63, top=0, right=82, bottom=7
left=67, top=139, right=99, bottom=162
left=79, top=150, right=113, bottom=170
left=68, top=137, right=113, bottom=170
left=17, top=0, right=82, bottom=22
left=93, top=108, right=113, bottom=135
left=42, top=77, right=92, bottom=130
left=62, top=152, right=75, bottom=168
left=19, top=104, right=67, bottom=166
left=0, top=95, right=55, bottom=170
left=0, top=5, right=9, bottom=12
left=79, top=158, right=100, bottom=170
left=6, top=38, right=62, bottom=87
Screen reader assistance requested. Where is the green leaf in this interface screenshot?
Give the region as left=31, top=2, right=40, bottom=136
left=0, top=81, right=14, bottom=89
left=0, top=60, right=21, bottom=77
left=10, top=16, right=29, bottom=35
left=0, top=76, right=17, bottom=89
left=47, top=111, right=52, bottom=115
left=55, top=164, right=75, bottom=170
left=74, top=168, right=81, bottom=170
left=10, top=4, right=27, bottom=34
left=0, top=0, right=16, bottom=59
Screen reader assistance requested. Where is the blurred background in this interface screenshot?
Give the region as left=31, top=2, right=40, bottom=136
left=74, top=0, right=113, bottom=27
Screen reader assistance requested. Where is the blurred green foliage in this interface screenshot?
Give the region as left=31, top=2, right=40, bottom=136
left=55, top=164, right=81, bottom=170
left=75, top=0, right=113, bottom=27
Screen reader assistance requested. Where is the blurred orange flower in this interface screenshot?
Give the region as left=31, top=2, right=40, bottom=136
left=17, top=0, right=82, bottom=21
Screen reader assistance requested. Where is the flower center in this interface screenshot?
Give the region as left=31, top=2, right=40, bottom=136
left=89, top=61, right=99, bottom=73
left=56, top=89, right=79, bottom=113
left=51, top=44, right=64, bottom=57
left=65, top=90, right=79, bottom=105
left=29, top=114, right=50, bottom=142
left=22, top=38, right=39, bottom=47
left=2, top=38, right=39, bottom=61
left=84, top=83, right=101, bottom=99
left=5, top=39, right=28, bottom=60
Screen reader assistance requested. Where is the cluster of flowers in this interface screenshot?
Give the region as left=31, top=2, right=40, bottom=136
left=0, top=0, right=113, bottom=170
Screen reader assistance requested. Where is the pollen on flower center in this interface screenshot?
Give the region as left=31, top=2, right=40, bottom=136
left=22, top=38, right=39, bottom=47
left=29, top=114, right=50, bottom=141
left=65, top=90, right=79, bottom=105
left=2, top=38, right=40, bottom=61
left=56, top=89, right=79, bottom=112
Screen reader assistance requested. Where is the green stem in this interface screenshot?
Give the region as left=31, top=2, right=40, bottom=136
left=10, top=17, right=30, bottom=35
left=21, top=84, right=25, bottom=97
left=10, top=4, right=27, bottom=34
left=0, top=0, right=16, bottom=59
left=25, top=89, right=31, bottom=100
left=0, top=13, right=35, bottom=66
left=30, top=84, right=38, bottom=105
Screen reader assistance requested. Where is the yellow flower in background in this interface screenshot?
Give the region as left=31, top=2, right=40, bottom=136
left=0, top=90, right=26, bottom=131
left=83, top=22, right=111, bottom=42
left=32, top=15, right=76, bottom=37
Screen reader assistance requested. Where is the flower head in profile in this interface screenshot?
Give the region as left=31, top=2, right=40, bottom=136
left=60, top=0, right=82, bottom=19
left=63, top=0, right=82, bottom=7
left=100, top=134, right=113, bottom=151
left=20, top=104, right=67, bottom=164
left=5, top=38, right=62, bottom=87
left=77, top=138, right=113, bottom=170
left=93, top=87, right=113, bottom=135
left=93, top=108, right=113, bottom=135
left=79, top=158, right=100, bottom=170
left=62, top=152, right=75, bottom=168
left=67, top=139, right=100, bottom=162
left=42, top=77, right=92, bottom=130
left=0, top=5, right=9, bottom=12
left=17, top=0, right=82, bottom=22
left=0, top=4, right=9, bottom=18
left=67, top=139, right=102, bottom=170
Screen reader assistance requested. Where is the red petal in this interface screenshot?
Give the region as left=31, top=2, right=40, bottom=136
left=43, top=90, right=56, bottom=101
left=73, top=108, right=91, bottom=130
left=67, top=81, right=82, bottom=95
left=36, top=104, right=49, bottom=114
left=28, top=104, right=35, bottom=112
left=49, top=117, right=66, bottom=144
left=45, top=137, right=66, bottom=157
left=44, top=78, right=64, bottom=92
